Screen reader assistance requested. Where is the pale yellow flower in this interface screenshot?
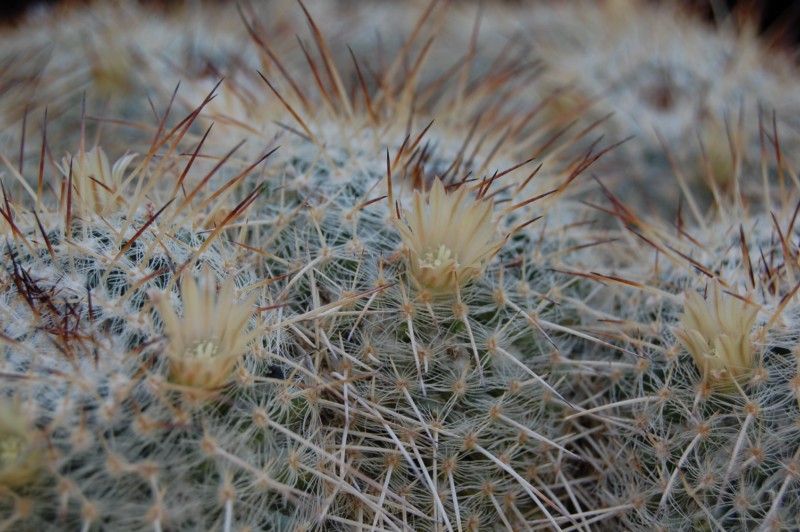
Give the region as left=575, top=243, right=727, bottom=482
left=154, top=270, right=259, bottom=390
left=0, top=400, right=42, bottom=487
left=674, top=283, right=759, bottom=389
left=60, top=147, right=136, bottom=217
left=395, top=179, right=504, bottom=294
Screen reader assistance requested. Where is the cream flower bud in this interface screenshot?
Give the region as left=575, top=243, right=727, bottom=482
left=59, top=147, right=137, bottom=217
left=674, top=283, right=759, bottom=389
left=153, top=269, right=259, bottom=391
left=395, top=179, right=504, bottom=294
left=0, top=400, right=42, bottom=488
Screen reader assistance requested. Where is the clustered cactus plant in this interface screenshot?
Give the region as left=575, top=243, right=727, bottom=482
left=0, top=0, right=798, bottom=530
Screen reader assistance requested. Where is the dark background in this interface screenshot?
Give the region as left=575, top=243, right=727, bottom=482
left=0, top=1, right=798, bottom=48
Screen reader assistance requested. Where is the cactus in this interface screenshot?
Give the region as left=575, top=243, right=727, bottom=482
left=568, top=159, right=800, bottom=530
left=512, top=0, right=800, bottom=217
left=1, top=1, right=799, bottom=531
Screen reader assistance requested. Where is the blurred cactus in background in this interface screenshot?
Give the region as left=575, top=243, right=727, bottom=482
left=0, top=0, right=798, bottom=530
